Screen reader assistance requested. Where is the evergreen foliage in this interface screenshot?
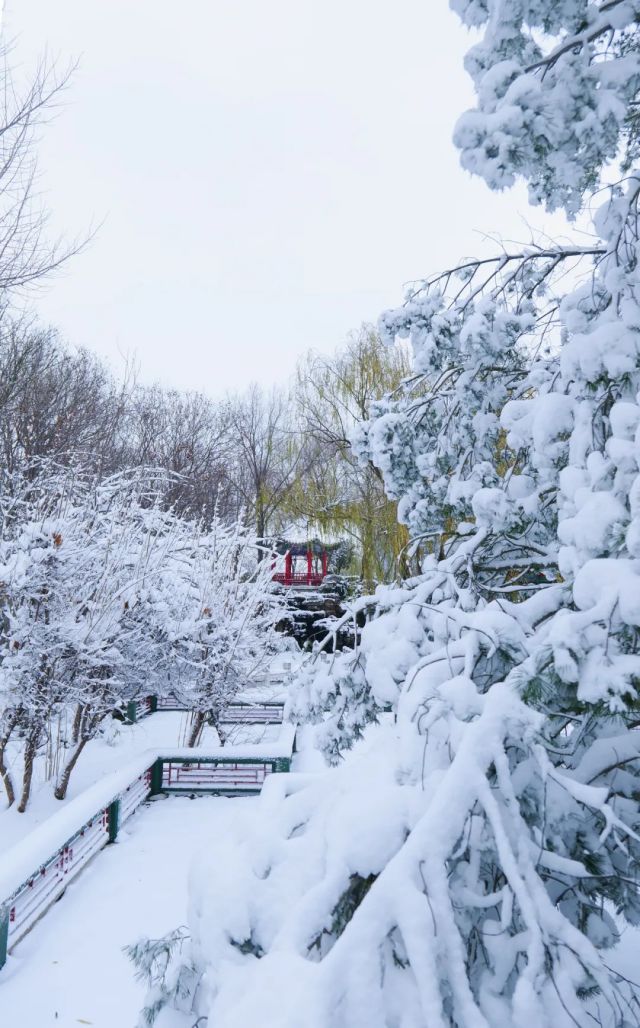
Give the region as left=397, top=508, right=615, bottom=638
left=139, top=3, right=640, bottom=1025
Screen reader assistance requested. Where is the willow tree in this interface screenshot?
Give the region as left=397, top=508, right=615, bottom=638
left=291, top=326, right=411, bottom=587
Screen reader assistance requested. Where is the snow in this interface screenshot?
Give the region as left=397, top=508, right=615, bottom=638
left=0, top=722, right=296, bottom=904
left=142, top=30, right=640, bottom=1009
left=6, top=2, right=640, bottom=1025
left=0, top=700, right=297, bottom=1025
left=0, top=795, right=258, bottom=1028
left=2, top=726, right=636, bottom=1028
left=0, top=471, right=288, bottom=816
left=0, top=750, right=155, bottom=904
left=573, top=558, right=640, bottom=626
left=0, top=711, right=286, bottom=851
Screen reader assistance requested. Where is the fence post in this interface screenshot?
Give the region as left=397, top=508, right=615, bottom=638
left=274, top=756, right=291, bottom=774
left=107, top=799, right=120, bottom=843
left=150, top=759, right=163, bottom=796
left=125, top=700, right=137, bottom=724
left=0, top=904, right=9, bottom=970
left=149, top=695, right=158, bottom=713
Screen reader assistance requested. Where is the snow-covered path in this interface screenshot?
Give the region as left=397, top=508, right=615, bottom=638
left=0, top=794, right=256, bottom=1028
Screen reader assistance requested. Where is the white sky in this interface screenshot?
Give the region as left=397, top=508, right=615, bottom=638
left=7, top=1, right=568, bottom=397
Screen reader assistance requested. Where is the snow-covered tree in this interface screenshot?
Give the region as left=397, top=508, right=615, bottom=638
left=0, top=465, right=83, bottom=810
left=0, top=464, right=283, bottom=808
left=0, top=467, right=172, bottom=806
left=162, top=517, right=282, bottom=747
left=51, top=473, right=184, bottom=800
left=137, top=4, right=640, bottom=1026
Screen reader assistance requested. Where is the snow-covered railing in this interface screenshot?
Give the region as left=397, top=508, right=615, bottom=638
left=0, top=727, right=296, bottom=969
left=153, top=694, right=182, bottom=712
left=132, top=696, right=286, bottom=725
left=222, top=702, right=285, bottom=724
left=149, top=727, right=296, bottom=796
left=159, top=757, right=274, bottom=792
left=0, top=755, right=154, bottom=968
left=125, top=695, right=155, bottom=723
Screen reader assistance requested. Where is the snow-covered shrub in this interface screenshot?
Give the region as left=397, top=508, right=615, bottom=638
left=134, top=4, right=640, bottom=1025
left=127, top=928, right=198, bottom=1027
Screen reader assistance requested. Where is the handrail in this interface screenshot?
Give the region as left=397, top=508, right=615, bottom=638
left=0, top=727, right=296, bottom=969
left=272, top=572, right=325, bottom=586
left=128, top=696, right=287, bottom=724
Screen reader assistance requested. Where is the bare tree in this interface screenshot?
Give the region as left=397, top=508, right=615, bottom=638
left=0, top=320, right=130, bottom=474
left=124, top=385, right=235, bottom=521
left=0, top=46, right=85, bottom=294
left=223, top=384, right=306, bottom=545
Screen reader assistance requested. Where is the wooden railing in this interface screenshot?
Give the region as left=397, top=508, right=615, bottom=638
left=0, top=729, right=296, bottom=970
left=272, top=571, right=324, bottom=586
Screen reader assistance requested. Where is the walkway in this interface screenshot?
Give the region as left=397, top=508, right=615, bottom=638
left=0, top=794, right=256, bottom=1028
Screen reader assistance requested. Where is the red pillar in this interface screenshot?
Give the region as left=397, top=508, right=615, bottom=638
left=306, top=547, right=313, bottom=585
left=322, top=551, right=328, bottom=579
left=285, top=551, right=293, bottom=584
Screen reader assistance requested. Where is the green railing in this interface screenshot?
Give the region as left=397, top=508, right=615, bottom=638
left=126, top=696, right=286, bottom=724
left=0, top=728, right=296, bottom=971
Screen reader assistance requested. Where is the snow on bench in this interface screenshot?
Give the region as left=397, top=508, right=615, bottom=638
left=0, top=726, right=296, bottom=969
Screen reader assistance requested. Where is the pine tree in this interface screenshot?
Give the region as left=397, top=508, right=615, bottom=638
left=135, top=4, right=640, bottom=1025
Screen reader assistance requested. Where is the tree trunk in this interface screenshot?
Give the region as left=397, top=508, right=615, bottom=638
left=0, top=748, right=15, bottom=807
left=187, top=711, right=206, bottom=748
left=210, top=714, right=227, bottom=747
left=71, top=703, right=85, bottom=745
left=18, top=736, right=37, bottom=812
left=0, top=714, right=19, bottom=807
left=54, top=736, right=89, bottom=800
left=256, top=506, right=266, bottom=558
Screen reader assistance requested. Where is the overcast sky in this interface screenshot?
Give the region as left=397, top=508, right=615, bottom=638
left=7, top=1, right=568, bottom=397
